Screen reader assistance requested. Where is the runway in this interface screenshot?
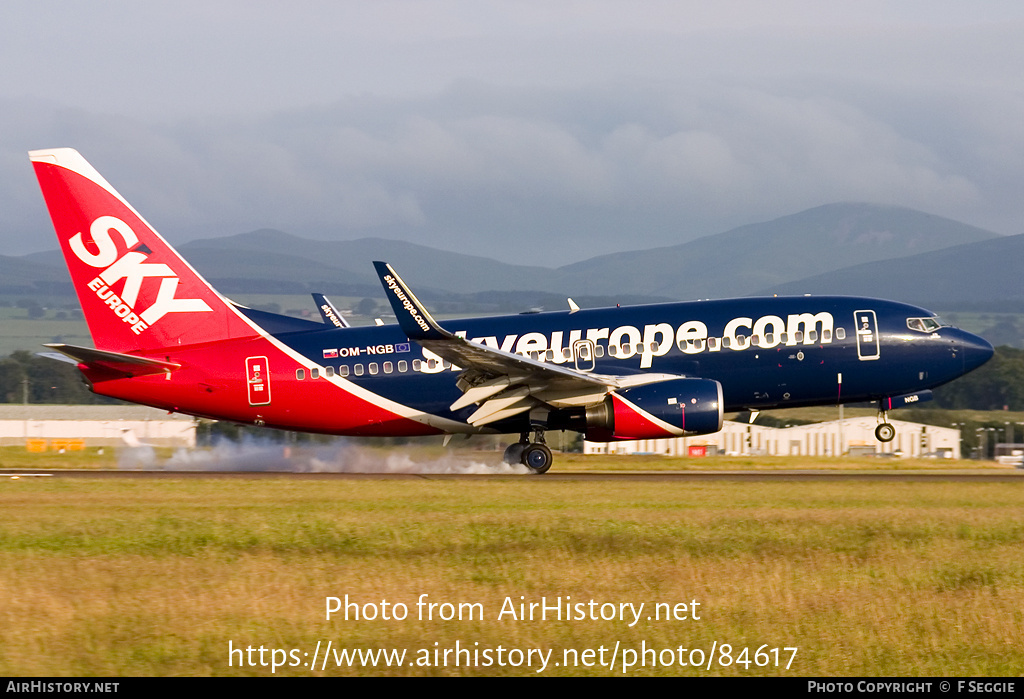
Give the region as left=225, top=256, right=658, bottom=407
left=2, top=469, right=1023, bottom=482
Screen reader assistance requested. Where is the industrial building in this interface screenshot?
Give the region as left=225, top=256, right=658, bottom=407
left=584, top=417, right=961, bottom=459
left=0, top=405, right=196, bottom=448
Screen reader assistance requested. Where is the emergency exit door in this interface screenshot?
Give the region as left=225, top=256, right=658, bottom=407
left=854, top=310, right=880, bottom=361
left=246, top=356, right=271, bottom=405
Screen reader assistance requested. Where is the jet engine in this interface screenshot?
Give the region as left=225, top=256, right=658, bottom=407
left=583, top=377, right=723, bottom=441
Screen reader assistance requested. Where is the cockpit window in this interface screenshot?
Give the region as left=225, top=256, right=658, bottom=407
left=907, top=317, right=944, bottom=333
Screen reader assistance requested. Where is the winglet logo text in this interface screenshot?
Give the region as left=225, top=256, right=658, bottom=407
left=384, top=274, right=431, bottom=333
left=73, top=216, right=213, bottom=334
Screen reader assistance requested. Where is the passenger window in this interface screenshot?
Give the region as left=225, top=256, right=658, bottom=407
left=708, top=337, right=718, bottom=351
left=295, top=369, right=305, bottom=380
left=836, top=328, right=846, bottom=340
left=384, top=362, right=393, bottom=374
left=780, top=333, right=789, bottom=344
left=325, top=366, right=334, bottom=377
left=369, top=363, right=378, bottom=375
left=808, top=330, right=817, bottom=342
left=311, top=368, right=319, bottom=379
left=751, top=335, right=761, bottom=347
left=722, top=337, right=731, bottom=348
left=398, top=360, right=408, bottom=372
left=764, top=333, right=774, bottom=345
left=822, top=330, right=832, bottom=342
left=595, top=345, right=604, bottom=358
left=609, top=345, right=618, bottom=357
left=340, top=365, right=350, bottom=377
left=413, top=359, right=422, bottom=371
left=545, top=350, right=554, bottom=361
left=563, top=348, right=572, bottom=360
left=354, top=364, right=364, bottom=376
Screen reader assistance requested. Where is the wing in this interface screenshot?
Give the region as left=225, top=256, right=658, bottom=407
left=373, top=261, right=681, bottom=427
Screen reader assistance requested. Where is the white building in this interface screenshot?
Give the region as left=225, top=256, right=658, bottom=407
left=584, top=417, right=960, bottom=459
left=0, top=404, right=196, bottom=448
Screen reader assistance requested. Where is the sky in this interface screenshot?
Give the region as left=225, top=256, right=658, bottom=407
left=3, top=1, right=1024, bottom=265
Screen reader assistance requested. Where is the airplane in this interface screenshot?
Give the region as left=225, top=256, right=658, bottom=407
left=28, top=147, right=995, bottom=473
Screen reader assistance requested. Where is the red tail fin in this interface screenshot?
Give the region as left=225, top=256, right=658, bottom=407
left=30, top=148, right=258, bottom=353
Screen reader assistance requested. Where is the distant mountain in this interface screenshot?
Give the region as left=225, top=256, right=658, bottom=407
left=0, top=254, right=70, bottom=294
left=7, top=203, right=1009, bottom=311
left=178, top=230, right=557, bottom=293
left=764, top=233, right=1024, bottom=307
left=553, top=203, right=1000, bottom=300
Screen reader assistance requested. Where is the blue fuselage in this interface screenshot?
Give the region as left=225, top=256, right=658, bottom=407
left=268, top=295, right=992, bottom=432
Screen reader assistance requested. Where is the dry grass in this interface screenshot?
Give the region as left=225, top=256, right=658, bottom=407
left=2, top=444, right=1014, bottom=472
left=0, top=446, right=121, bottom=470
left=0, top=478, right=1022, bottom=676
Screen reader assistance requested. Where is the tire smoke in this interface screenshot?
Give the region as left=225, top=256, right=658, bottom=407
left=118, top=438, right=530, bottom=474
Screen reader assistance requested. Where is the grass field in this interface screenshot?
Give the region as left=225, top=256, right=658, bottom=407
left=0, top=444, right=1016, bottom=472
left=0, top=295, right=382, bottom=357
left=1, top=474, right=1022, bottom=676
left=0, top=307, right=92, bottom=357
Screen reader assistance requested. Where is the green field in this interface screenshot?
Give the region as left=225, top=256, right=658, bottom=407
left=0, top=307, right=92, bottom=357
left=1, top=475, right=1021, bottom=676
left=0, top=293, right=411, bottom=357
left=0, top=444, right=1016, bottom=472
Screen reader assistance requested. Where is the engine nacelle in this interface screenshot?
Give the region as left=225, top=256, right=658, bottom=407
left=584, top=378, right=723, bottom=441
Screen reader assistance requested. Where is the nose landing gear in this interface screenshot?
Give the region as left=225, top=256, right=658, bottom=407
left=875, top=400, right=896, bottom=442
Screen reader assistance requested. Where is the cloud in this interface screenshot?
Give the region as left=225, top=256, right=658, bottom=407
left=4, top=3, right=1024, bottom=261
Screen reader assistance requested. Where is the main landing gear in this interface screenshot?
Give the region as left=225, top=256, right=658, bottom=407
left=503, top=429, right=553, bottom=474
left=875, top=400, right=896, bottom=443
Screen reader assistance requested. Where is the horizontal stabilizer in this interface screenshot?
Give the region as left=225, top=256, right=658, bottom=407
left=36, top=351, right=79, bottom=365
left=43, top=343, right=180, bottom=378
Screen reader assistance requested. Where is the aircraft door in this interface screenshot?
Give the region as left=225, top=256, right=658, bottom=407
left=246, top=356, right=272, bottom=405
left=854, top=310, right=880, bottom=361
left=574, top=340, right=595, bottom=372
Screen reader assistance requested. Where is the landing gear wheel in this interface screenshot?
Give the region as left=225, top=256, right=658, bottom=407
left=521, top=443, right=553, bottom=474
left=503, top=442, right=526, bottom=465
left=875, top=423, right=896, bottom=442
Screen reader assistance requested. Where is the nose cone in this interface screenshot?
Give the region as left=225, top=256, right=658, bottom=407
left=960, top=330, right=994, bottom=374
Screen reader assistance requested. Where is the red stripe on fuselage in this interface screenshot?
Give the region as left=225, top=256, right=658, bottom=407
left=84, top=336, right=440, bottom=437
